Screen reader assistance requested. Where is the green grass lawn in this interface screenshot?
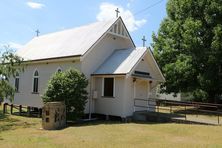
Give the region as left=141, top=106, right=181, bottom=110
left=0, top=106, right=222, bottom=148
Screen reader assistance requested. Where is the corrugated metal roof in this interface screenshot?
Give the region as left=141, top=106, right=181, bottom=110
left=16, top=18, right=117, bottom=61
left=93, top=47, right=147, bottom=75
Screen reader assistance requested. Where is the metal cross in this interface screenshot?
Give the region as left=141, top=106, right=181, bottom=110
left=35, top=29, right=40, bottom=37
left=115, top=8, right=120, bottom=18
left=142, top=36, right=147, bottom=47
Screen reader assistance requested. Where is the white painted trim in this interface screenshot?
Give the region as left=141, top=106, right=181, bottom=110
left=81, top=17, right=135, bottom=61
left=108, top=32, right=129, bottom=39
left=147, top=81, right=150, bottom=99
left=23, top=56, right=80, bottom=65
left=128, top=48, right=165, bottom=82
left=102, top=77, right=104, bottom=96
left=133, top=80, right=136, bottom=99
left=56, top=66, right=62, bottom=72
left=147, top=47, right=165, bottom=82
left=113, top=77, right=115, bottom=97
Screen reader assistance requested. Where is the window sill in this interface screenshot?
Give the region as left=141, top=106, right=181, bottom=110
left=101, top=96, right=115, bottom=99
left=31, top=92, right=39, bottom=94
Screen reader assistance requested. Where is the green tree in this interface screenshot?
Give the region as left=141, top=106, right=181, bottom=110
left=0, top=47, right=23, bottom=101
left=42, top=69, right=88, bottom=120
left=152, top=0, right=222, bottom=103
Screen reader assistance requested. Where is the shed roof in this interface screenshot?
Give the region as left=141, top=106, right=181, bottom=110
left=16, top=18, right=117, bottom=61
left=93, top=47, right=147, bottom=75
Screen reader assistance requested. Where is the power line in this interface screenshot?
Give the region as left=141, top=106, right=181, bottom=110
left=134, top=0, right=165, bottom=16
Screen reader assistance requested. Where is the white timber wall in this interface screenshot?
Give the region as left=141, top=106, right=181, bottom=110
left=81, top=33, right=134, bottom=114
left=81, top=33, right=134, bottom=77
left=93, top=76, right=125, bottom=117
left=10, top=60, right=81, bottom=108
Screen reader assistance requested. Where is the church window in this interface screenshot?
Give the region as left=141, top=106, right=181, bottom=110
left=102, top=77, right=115, bottom=97
left=33, top=69, right=39, bottom=93
left=57, top=67, right=62, bottom=73
left=15, top=72, right=19, bottom=92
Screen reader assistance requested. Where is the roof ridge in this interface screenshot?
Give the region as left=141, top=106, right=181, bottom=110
left=32, top=18, right=118, bottom=39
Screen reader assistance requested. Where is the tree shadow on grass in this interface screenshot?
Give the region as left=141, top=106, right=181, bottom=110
left=0, top=108, right=39, bottom=135
left=67, top=119, right=124, bottom=128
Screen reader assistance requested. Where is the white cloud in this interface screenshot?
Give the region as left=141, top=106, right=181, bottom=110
left=0, top=42, right=24, bottom=51
left=26, top=2, right=45, bottom=9
left=96, top=2, right=146, bottom=32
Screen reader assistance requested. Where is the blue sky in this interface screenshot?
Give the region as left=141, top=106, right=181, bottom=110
left=0, top=0, right=167, bottom=51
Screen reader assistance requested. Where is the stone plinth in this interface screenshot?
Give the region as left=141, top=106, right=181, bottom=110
left=42, top=102, right=66, bottom=130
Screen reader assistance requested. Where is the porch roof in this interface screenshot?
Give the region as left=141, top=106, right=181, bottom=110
left=93, top=47, right=147, bottom=75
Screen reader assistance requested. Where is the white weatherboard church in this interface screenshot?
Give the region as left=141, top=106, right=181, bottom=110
left=10, top=17, right=165, bottom=118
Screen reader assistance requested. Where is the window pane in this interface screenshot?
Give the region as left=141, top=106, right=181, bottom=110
left=33, top=78, right=39, bottom=92
left=15, top=78, right=19, bottom=92
left=104, top=78, right=114, bottom=97
left=34, top=70, right=39, bottom=76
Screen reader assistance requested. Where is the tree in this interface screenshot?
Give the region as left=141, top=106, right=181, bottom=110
left=152, top=0, right=222, bottom=103
left=0, top=46, right=23, bottom=101
left=42, top=69, right=88, bottom=120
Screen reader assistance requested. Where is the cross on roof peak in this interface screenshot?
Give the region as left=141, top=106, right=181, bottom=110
left=142, top=36, right=147, bottom=47
left=115, top=8, right=120, bottom=18
left=35, top=29, right=40, bottom=37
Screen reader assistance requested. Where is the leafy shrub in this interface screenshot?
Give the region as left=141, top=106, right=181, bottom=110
left=42, top=68, right=88, bottom=120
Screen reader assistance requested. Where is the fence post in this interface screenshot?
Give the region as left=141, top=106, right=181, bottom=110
left=10, top=104, right=13, bottom=114
left=19, top=105, right=22, bottom=115
left=27, top=106, right=31, bottom=117
left=170, top=106, right=172, bottom=114
left=3, top=103, right=7, bottom=114
left=157, top=104, right=159, bottom=113
left=185, top=106, right=187, bottom=120
left=38, top=108, right=42, bottom=118
left=147, top=99, right=149, bottom=112
left=196, top=104, right=198, bottom=117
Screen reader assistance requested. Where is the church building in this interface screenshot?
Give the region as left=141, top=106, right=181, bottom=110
left=10, top=17, right=165, bottom=118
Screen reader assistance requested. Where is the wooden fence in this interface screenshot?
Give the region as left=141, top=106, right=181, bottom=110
left=3, top=103, right=42, bottom=117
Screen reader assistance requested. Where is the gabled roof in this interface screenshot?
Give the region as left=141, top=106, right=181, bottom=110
left=17, top=17, right=131, bottom=61
left=93, top=47, right=147, bottom=75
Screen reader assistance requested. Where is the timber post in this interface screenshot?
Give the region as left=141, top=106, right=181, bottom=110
left=19, top=105, right=22, bottom=115
left=3, top=103, right=8, bottom=114
left=10, top=104, right=13, bottom=114
left=27, top=106, right=31, bottom=117
left=38, top=108, right=42, bottom=118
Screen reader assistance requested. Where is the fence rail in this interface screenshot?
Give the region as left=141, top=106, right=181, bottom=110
left=134, top=98, right=222, bottom=125
left=2, top=103, right=42, bottom=117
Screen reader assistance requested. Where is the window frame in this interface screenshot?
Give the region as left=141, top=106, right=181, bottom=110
left=15, top=72, right=20, bottom=93
left=102, top=77, right=115, bottom=98
left=56, top=67, right=62, bottom=73
left=32, top=69, right=39, bottom=94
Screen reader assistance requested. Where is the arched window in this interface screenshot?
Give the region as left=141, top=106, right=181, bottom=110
left=56, top=67, right=62, bottom=73
left=15, top=72, right=19, bottom=92
left=33, top=69, right=39, bottom=93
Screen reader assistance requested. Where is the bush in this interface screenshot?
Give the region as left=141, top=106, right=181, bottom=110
left=42, top=69, right=88, bottom=120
